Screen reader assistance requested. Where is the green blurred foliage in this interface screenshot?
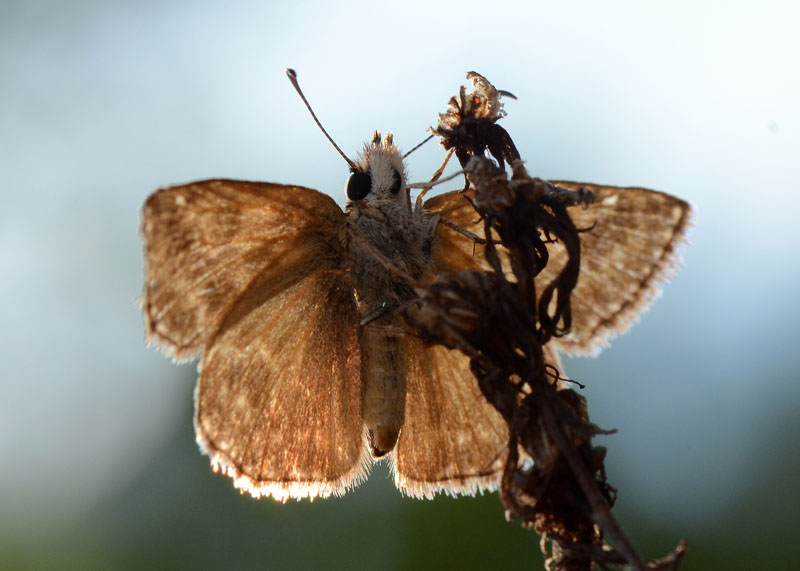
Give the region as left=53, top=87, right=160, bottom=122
left=3, top=382, right=798, bottom=570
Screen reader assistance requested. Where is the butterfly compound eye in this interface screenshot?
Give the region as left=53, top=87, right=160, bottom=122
left=346, top=171, right=372, bottom=201
left=390, top=169, right=402, bottom=194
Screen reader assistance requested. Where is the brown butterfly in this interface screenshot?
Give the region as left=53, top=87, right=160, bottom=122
left=141, top=73, right=691, bottom=501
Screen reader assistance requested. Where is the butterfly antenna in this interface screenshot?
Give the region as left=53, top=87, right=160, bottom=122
left=403, top=133, right=435, bottom=158
left=286, top=68, right=357, bottom=170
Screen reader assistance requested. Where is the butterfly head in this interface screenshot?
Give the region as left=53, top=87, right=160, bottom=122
left=345, top=131, right=407, bottom=204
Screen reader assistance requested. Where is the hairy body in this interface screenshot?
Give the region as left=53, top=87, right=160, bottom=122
left=345, top=135, right=438, bottom=457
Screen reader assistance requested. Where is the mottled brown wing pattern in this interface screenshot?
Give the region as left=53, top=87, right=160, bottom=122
left=394, top=340, right=506, bottom=497
left=143, top=179, right=367, bottom=500
left=196, top=266, right=367, bottom=501
left=393, top=216, right=562, bottom=497
left=545, top=182, right=691, bottom=355
left=395, top=338, right=563, bottom=498
left=423, top=183, right=691, bottom=356
left=142, top=179, right=346, bottom=361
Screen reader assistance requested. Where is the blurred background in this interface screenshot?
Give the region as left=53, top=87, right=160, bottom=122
left=2, top=1, right=798, bottom=569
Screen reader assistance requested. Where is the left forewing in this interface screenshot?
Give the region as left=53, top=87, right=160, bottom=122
left=141, top=179, right=345, bottom=361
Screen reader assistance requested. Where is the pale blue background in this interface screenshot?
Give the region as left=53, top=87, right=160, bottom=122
left=2, top=1, right=798, bottom=568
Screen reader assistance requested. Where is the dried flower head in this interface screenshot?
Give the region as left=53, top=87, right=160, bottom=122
left=433, top=71, right=520, bottom=169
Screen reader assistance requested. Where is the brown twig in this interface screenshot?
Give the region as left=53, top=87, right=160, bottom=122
left=403, top=157, right=687, bottom=571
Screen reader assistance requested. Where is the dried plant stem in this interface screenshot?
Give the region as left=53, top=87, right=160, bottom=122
left=404, top=156, right=687, bottom=570
left=535, top=388, right=645, bottom=570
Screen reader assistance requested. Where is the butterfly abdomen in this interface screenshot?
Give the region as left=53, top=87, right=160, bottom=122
left=347, top=199, right=438, bottom=458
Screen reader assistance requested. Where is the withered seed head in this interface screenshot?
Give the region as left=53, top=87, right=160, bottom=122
left=432, top=72, right=520, bottom=170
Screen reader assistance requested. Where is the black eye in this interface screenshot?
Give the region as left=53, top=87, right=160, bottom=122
left=390, top=169, right=402, bottom=194
left=346, top=171, right=371, bottom=201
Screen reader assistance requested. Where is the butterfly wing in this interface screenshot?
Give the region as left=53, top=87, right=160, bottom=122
left=544, top=181, right=691, bottom=355
left=142, top=179, right=367, bottom=500
left=394, top=339, right=506, bottom=498
left=196, top=264, right=367, bottom=501
left=423, top=182, right=691, bottom=356
left=395, top=336, right=564, bottom=498
left=392, top=208, right=563, bottom=497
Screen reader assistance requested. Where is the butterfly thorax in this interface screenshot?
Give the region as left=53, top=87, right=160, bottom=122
left=344, top=136, right=437, bottom=320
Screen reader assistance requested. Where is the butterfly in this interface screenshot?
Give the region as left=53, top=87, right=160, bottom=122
left=141, top=75, right=691, bottom=502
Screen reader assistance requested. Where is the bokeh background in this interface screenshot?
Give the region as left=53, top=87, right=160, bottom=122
left=2, top=1, right=798, bottom=569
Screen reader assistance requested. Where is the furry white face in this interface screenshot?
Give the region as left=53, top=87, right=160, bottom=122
left=345, top=131, right=407, bottom=204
